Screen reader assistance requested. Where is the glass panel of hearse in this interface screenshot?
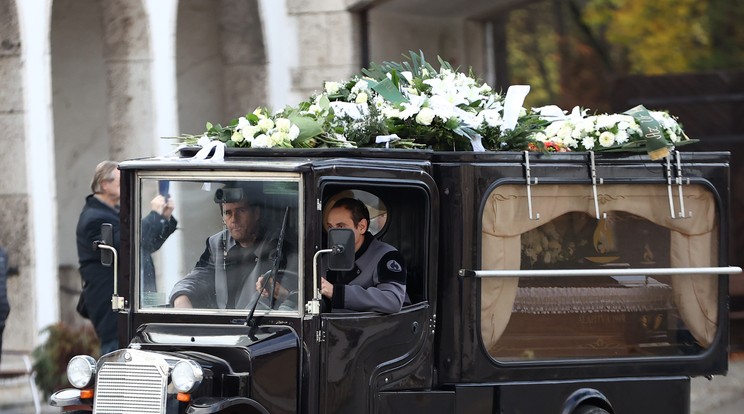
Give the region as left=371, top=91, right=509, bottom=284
left=480, top=183, right=719, bottom=360
left=137, top=175, right=301, bottom=314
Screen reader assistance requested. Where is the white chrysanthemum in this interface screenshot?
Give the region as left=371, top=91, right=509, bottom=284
left=615, top=130, right=629, bottom=144
left=415, top=107, right=435, bottom=125
left=252, top=134, right=271, bottom=148
left=598, top=131, right=615, bottom=147
left=533, top=132, right=547, bottom=142
left=582, top=136, right=596, bottom=149
left=563, top=136, right=579, bottom=149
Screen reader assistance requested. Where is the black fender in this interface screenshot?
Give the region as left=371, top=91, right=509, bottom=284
left=561, top=388, right=614, bottom=414
left=186, top=397, right=270, bottom=414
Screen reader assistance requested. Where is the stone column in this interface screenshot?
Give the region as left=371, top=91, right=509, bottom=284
left=287, top=0, right=361, bottom=98
left=219, top=0, right=268, bottom=118
left=0, top=0, right=34, bottom=352
left=101, top=0, right=154, bottom=161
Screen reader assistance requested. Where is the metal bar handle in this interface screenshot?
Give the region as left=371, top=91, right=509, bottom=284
left=459, top=266, right=742, bottom=278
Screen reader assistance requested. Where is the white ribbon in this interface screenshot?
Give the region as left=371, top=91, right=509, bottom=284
left=469, top=133, right=486, bottom=152
left=375, top=134, right=401, bottom=148
left=330, top=101, right=369, bottom=120
left=502, top=85, right=531, bottom=131
left=191, top=135, right=225, bottom=162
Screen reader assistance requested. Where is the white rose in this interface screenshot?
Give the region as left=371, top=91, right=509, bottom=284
left=231, top=131, right=244, bottom=143
left=252, top=134, right=271, bottom=148
left=415, top=107, right=435, bottom=125
left=258, top=118, right=274, bottom=132
left=288, top=124, right=300, bottom=141
left=271, top=131, right=289, bottom=146
left=237, top=116, right=251, bottom=131
left=275, top=118, right=291, bottom=132
left=324, top=81, right=341, bottom=95
left=598, top=131, right=615, bottom=147
left=355, top=92, right=368, bottom=104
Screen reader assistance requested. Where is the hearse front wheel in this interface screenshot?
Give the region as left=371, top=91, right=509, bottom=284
left=574, top=404, right=611, bottom=414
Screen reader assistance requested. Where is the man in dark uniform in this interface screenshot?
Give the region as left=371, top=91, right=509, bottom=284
left=76, top=160, right=120, bottom=355
left=320, top=198, right=407, bottom=313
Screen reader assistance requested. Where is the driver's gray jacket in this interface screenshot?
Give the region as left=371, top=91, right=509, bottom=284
left=169, top=230, right=296, bottom=309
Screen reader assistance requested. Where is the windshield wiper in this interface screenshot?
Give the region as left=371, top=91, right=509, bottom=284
left=246, top=206, right=290, bottom=327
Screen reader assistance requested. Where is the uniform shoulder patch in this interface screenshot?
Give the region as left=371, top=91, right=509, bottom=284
left=376, top=250, right=407, bottom=284
left=386, top=259, right=403, bottom=272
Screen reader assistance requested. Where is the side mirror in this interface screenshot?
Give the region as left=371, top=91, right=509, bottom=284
left=99, top=223, right=114, bottom=266
left=327, top=228, right=355, bottom=271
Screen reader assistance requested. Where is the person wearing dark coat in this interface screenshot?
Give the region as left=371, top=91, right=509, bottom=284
left=0, top=247, right=10, bottom=364
left=140, top=195, right=177, bottom=293
left=76, top=160, right=121, bottom=355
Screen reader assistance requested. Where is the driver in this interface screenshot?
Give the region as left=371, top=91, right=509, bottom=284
left=170, top=182, right=296, bottom=309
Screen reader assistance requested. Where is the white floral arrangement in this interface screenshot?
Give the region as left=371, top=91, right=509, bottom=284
left=174, top=51, right=696, bottom=157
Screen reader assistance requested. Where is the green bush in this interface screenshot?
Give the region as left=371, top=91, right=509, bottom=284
left=32, top=322, right=99, bottom=398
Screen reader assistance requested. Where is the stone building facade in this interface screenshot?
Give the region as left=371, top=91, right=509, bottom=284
left=0, top=0, right=504, bottom=355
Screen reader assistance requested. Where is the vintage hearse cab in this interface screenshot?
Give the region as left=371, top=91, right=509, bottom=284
left=51, top=148, right=739, bottom=414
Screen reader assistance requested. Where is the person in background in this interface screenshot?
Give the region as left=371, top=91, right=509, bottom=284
left=141, top=194, right=177, bottom=292
left=0, top=247, right=10, bottom=365
left=319, top=197, right=407, bottom=313
left=76, top=160, right=120, bottom=355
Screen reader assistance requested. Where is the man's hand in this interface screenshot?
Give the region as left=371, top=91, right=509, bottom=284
left=256, top=275, right=288, bottom=301
left=320, top=277, right=334, bottom=299
left=150, top=195, right=175, bottom=219
left=173, top=295, right=193, bottom=308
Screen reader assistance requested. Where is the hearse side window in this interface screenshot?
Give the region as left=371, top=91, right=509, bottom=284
left=136, top=176, right=302, bottom=314
left=321, top=185, right=429, bottom=308
left=480, top=183, right=719, bottom=360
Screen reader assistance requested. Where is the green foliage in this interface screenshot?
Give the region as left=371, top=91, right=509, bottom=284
left=32, top=323, right=100, bottom=398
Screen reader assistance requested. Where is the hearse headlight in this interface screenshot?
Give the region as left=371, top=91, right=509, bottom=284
left=171, top=360, right=203, bottom=393
left=67, top=355, right=97, bottom=388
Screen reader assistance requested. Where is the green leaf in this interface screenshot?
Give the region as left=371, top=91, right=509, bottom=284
left=288, top=114, right=324, bottom=142
left=371, top=78, right=408, bottom=104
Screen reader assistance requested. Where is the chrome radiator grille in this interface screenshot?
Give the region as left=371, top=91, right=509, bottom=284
left=93, top=362, right=167, bottom=414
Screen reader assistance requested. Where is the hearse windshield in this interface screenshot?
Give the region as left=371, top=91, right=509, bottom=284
left=135, top=173, right=302, bottom=315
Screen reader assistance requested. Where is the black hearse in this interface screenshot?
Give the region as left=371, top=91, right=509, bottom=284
left=51, top=148, right=739, bottom=414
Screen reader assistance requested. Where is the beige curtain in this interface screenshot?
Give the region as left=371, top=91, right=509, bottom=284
left=481, top=184, right=718, bottom=349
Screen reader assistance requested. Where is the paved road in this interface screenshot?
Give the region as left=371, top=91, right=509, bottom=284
left=690, top=359, right=744, bottom=414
